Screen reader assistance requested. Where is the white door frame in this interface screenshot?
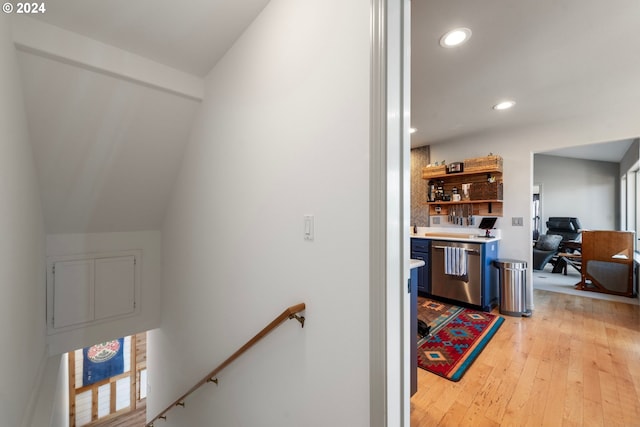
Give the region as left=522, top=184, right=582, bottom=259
left=370, top=0, right=411, bottom=426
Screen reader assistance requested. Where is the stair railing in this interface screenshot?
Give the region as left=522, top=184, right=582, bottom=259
left=146, top=303, right=306, bottom=426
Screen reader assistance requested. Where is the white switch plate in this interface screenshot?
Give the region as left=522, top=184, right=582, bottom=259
left=304, top=215, right=314, bottom=240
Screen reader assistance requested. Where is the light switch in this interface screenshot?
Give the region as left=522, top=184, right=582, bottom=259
left=304, top=215, right=314, bottom=241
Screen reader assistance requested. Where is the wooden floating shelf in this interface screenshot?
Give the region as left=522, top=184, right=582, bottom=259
left=422, top=160, right=504, bottom=217
left=424, top=199, right=502, bottom=205
left=423, top=166, right=502, bottom=180
left=425, top=201, right=503, bottom=217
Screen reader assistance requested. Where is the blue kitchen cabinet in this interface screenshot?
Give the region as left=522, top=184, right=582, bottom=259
left=411, top=238, right=430, bottom=295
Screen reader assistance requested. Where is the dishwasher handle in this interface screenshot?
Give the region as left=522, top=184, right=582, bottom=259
left=432, top=245, right=480, bottom=256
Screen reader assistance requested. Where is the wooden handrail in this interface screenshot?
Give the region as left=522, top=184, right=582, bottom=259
left=146, top=303, right=305, bottom=426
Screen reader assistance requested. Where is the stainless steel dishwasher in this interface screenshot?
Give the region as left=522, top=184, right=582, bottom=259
left=430, top=240, right=482, bottom=306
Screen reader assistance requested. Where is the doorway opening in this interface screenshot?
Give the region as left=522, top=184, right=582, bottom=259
left=67, top=332, right=147, bottom=426
left=532, top=184, right=541, bottom=241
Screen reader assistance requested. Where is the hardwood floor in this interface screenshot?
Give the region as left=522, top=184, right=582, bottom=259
left=90, top=401, right=146, bottom=427
left=411, top=289, right=640, bottom=427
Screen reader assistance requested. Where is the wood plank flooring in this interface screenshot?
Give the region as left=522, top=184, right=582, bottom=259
left=410, top=289, right=640, bottom=427
left=89, top=401, right=146, bottom=427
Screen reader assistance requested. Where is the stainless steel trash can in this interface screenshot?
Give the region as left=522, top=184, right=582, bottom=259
left=494, top=259, right=531, bottom=317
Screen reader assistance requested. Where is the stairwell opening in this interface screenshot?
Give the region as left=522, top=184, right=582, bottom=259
left=66, top=332, right=148, bottom=427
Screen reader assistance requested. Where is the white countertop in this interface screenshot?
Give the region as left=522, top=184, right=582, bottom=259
left=410, top=259, right=425, bottom=269
left=411, top=234, right=501, bottom=243
left=410, top=226, right=501, bottom=243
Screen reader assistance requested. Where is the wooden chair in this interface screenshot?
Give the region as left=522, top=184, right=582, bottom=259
left=579, top=230, right=636, bottom=297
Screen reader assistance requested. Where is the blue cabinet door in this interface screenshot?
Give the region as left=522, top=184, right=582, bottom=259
left=411, top=238, right=430, bottom=294
left=412, top=252, right=429, bottom=293
left=481, top=241, right=499, bottom=310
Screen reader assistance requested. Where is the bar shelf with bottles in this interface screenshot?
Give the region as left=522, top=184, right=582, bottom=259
left=422, top=164, right=503, bottom=217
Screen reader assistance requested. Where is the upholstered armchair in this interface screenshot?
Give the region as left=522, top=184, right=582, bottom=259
left=532, top=234, right=563, bottom=270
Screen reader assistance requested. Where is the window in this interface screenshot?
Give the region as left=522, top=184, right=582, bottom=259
left=68, top=333, right=147, bottom=426
left=636, top=167, right=640, bottom=237
left=621, top=174, right=626, bottom=230
left=621, top=161, right=639, bottom=252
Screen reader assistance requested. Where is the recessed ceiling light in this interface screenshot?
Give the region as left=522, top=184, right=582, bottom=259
left=410, top=127, right=417, bottom=134
left=493, top=100, right=516, bottom=110
left=439, top=28, right=472, bottom=48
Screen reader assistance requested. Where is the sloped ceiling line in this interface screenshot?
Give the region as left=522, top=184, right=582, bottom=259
left=14, top=22, right=203, bottom=234
left=12, top=16, right=204, bottom=101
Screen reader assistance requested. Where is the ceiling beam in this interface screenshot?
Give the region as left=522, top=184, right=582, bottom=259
left=11, top=17, right=204, bottom=101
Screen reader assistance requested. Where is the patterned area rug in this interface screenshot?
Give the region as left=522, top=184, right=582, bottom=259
left=417, top=297, right=504, bottom=382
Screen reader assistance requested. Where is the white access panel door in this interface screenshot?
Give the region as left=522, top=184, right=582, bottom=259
left=53, top=259, right=94, bottom=328
left=94, top=256, right=135, bottom=320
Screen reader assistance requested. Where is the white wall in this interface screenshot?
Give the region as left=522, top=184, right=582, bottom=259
left=620, top=138, right=639, bottom=174
left=429, top=108, right=640, bottom=310
left=534, top=154, right=619, bottom=230
left=51, top=354, right=68, bottom=427
left=147, top=0, right=371, bottom=425
left=46, top=231, right=162, bottom=355
left=0, top=13, right=47, bottom=427
left=28, top=354, right=68, bottom=427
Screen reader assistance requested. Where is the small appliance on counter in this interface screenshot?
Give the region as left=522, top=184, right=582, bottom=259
left=478, top=217, right=497, bottom=238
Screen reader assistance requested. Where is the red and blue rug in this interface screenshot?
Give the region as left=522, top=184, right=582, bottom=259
left=417, top=298, right=504, bottom=382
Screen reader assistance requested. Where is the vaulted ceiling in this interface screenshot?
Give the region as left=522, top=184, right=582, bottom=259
left=31, top=0, right=270, bottom=77
left=18, top=51, right=200, bottom=233
left=12, top=1, right=269, bottom=233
